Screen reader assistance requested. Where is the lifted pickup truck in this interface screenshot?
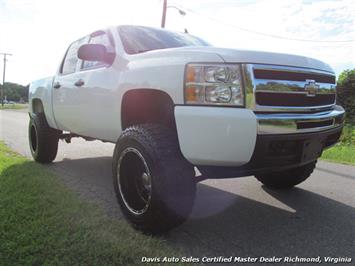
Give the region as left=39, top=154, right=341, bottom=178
left=29, top=25, right=344, bottom=234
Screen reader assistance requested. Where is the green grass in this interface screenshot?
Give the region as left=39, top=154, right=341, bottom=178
left=0, top=103, right=28, bottom=110
left=321, top=144, right=355, bottom=165
left=0, top=142, right=184, bottom=265
left=321, top=124, right=355, bottom=165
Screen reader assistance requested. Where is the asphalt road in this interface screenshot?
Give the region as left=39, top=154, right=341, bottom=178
left=1, top=109, right=354, bottom=264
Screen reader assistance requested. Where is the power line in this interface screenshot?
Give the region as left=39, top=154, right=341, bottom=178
left=1, top=52, right=12, bottom=107
left=176, top=5, right=355, bottom=43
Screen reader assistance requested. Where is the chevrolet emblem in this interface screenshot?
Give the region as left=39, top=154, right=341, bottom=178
left=304, top=79, right=319, bottom=97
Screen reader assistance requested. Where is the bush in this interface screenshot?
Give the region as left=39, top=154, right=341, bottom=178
left=339, top=124, right=355, bottom=145
left=337, top=69, right=355, bottom=124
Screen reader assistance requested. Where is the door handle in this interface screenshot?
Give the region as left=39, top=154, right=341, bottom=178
left=53, top=82, right=61, bottom=89
left=74, top=79, right=85, bottom=87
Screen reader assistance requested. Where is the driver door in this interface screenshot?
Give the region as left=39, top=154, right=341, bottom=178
left=52, top=37, right=88, bottom=132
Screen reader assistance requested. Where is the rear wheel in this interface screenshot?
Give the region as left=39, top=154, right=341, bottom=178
left=255, top=161, right=316, bottom=189
left=112, top=124, right=196, bottom=234
left=28, top=113, right=60, bottom=163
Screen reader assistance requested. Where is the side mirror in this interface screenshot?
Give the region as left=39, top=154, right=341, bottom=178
left=78, top=44, right=111, bottom=63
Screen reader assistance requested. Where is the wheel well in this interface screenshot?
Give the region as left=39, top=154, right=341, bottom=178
left=32, top=98, right=44, bottom=114
left=121, top=89, right=175, bottom=130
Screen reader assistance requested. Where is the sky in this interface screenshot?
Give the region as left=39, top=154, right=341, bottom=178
left=0, top=0, right=354, bottom=85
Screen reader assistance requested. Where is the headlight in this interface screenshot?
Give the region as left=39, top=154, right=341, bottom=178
left=184, top=64, right=244, bottom=106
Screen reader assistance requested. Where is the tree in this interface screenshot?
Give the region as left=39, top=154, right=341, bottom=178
left=0, top=82, right=29, bottom=102
left=337, top=69, right=355, bottom=124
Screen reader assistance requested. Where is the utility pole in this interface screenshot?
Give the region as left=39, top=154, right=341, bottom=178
left=1, top=52, right=12, bottom=106
left=161, top=0, right=167, bottom=28
left=161, top=0, right=186, bottom=29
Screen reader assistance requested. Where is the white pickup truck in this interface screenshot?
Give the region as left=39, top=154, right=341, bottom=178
left=29, top=25, right=345, bottom=234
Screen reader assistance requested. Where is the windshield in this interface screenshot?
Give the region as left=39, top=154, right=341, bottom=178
left=117, top=25, right=210, bottom=55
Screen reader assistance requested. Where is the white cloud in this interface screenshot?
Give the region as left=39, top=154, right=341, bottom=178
left=0, top=0, right=354, bottom=85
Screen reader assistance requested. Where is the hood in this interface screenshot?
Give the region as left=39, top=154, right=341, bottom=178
left=173, top=46, right=334, bottom=73
left=127, top=46, right=334, bottom=73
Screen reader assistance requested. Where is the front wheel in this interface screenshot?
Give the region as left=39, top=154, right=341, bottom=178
left=255, top=161, right=316, bottom=189
left=112, top=124, right=196, bottom=234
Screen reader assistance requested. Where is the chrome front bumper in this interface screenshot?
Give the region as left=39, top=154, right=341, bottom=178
left=256, top=105, right=345, bottom=134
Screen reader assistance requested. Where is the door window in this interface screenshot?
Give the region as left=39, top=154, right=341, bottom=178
left=61, top=38, right=86, bottom=75
left=81, top=33, right=113, bottom=70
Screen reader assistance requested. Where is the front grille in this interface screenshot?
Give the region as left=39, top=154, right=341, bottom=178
left=255, top=92, right=336, bottom=107
left=251, top=65, right=336, bottom=110
left=254, top=69, right=336, bottom=83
